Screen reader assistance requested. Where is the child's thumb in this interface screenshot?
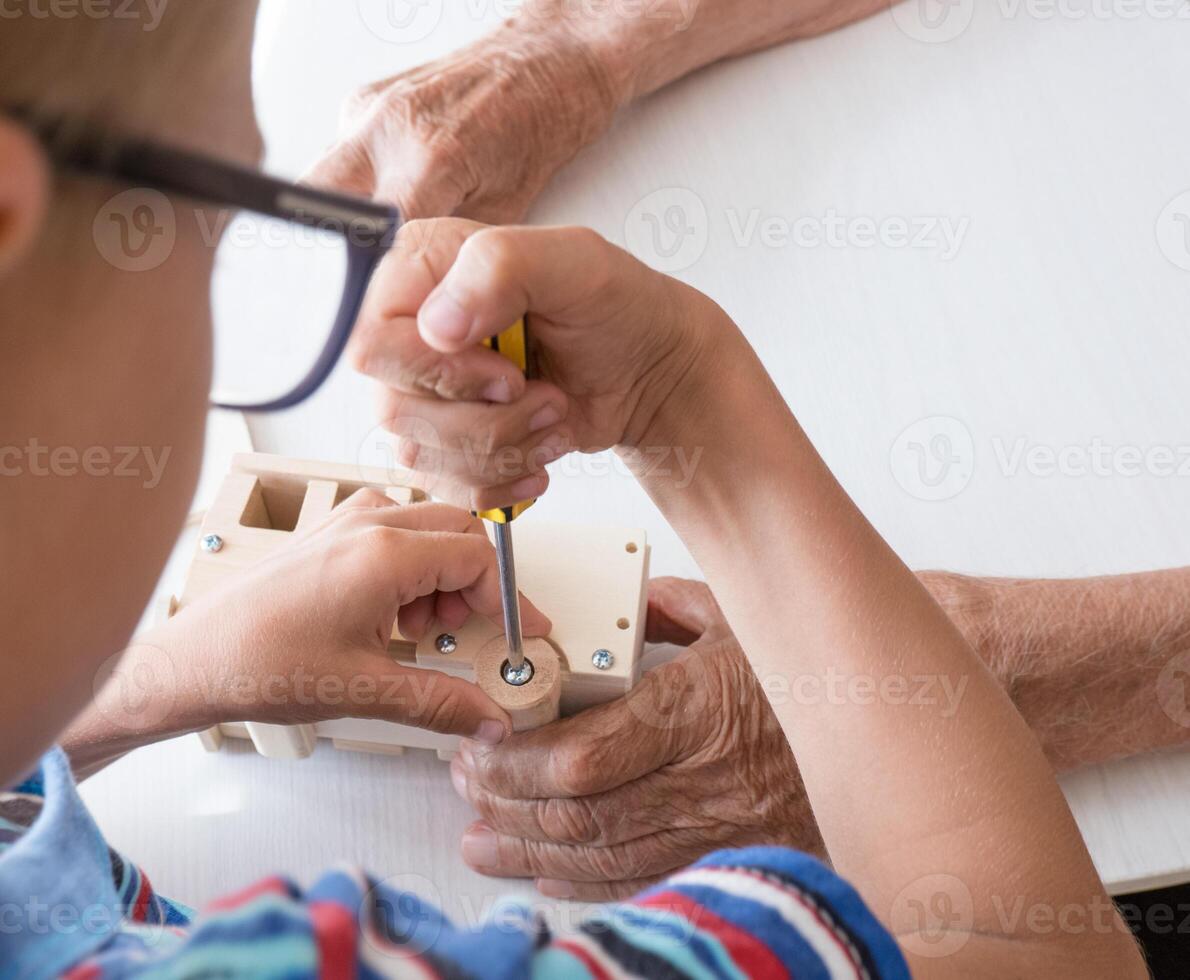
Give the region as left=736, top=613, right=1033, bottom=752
left=356, top=664, right=511, bottom=746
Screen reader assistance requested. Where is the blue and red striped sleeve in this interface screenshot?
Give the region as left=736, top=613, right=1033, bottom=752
left=63, top=847, right=907, bottom=978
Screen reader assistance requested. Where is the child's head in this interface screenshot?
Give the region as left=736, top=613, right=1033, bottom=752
left=0, top=2, right=261, bottom=780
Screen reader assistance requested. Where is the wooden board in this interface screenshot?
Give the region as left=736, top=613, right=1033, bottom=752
left=170, top=453, right=648, bottom=759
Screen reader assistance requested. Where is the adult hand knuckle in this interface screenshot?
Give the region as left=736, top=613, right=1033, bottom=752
left=377, top=389, right=409, bottom=424
left=565, top=225, right=608, bottom=253
left=588, top=846, right=634, bottom=882
left=344, top=82, right=379, bottom=119
left=347, top=324, right=379, bottom=377
left=417, top=359, right=475, bottom=403
left=472, top=751, right=511, bottom=795
left=548, top=741, right=606, bottom=798
left=467, top=228, right=519, bottom=284
left=469, top=788, right=503, bottom=826
left=535, top=797, right=598, bottom=845
left=565, top=226, right=614, bottom=285
left=470, top=484, right=513, bottom=511
left=520, top=839, right=558, bottom=876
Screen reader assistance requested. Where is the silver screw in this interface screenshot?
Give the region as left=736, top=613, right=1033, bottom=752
left=501, top=659, right=535, bottom=687
left=435, top=633, right=457, bottom=655
left=200, top=533, right=224, bottom=553
left=592, top=649, right=614, bottom=670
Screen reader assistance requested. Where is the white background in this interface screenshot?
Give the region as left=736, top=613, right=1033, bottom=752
left=83, top=0, right=1190, bottom=909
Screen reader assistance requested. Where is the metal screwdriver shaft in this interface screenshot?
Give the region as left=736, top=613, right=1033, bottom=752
left=475, top=317, right=535, bottom=677
left=492, top=520, right=525, bottom=671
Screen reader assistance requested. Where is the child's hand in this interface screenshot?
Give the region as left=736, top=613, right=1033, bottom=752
left=350, top=219, right=735, bottom=511
left=112, top=492, right=551, bottom=747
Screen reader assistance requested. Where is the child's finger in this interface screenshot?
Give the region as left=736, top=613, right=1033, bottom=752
left=336, top=487, right=400, bottom=511
left=350, top=660, right=511, bottom=744
left=435, top=590, right=472, bottom=631
left=376, top=529, right=552, bottom=638
left=397, top=593, right=437, bottom=640
left=334, top=500, right=482, bottom=536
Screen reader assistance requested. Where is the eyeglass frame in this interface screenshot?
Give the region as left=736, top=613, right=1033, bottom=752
left=15, top=111, right=401, bottom=413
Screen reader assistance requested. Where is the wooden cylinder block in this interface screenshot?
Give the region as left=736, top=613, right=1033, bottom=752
left=475, top=636, right=562, bottom=732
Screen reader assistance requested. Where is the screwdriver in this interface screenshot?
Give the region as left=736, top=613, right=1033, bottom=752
left=475, top=318, right=535, bottom=674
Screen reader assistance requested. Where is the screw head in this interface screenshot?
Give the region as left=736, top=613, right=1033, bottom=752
left=200, top=533, right=224, bottom=553
left=435, top=633, right=457, bottom=655
left=501, top=659, right=535, bottom=687
left=591, top=649, right=614, bottom=670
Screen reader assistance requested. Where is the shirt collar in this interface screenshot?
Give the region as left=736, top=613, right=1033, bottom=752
left=0, top=746, right=120, bottom=978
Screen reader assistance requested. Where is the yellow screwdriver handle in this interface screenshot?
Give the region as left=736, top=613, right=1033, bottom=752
left=476, top=318, right=535, bottom=524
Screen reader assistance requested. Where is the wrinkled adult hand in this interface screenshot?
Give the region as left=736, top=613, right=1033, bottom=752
left=448, top=577, right=823, bottom=900
left=304, top=22, right=621, bottom=222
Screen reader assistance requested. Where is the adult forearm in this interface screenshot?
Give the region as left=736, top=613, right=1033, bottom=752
left=928, top=569, right=1190, bottom=771
left=519, top=0, right=889, bottom=104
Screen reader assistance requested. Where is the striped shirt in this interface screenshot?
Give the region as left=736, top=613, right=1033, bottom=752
left=0, top=748, right=909, bottom=979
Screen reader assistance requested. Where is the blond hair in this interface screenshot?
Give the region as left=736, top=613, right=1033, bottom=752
left=1, top=0, right=255, bottom=147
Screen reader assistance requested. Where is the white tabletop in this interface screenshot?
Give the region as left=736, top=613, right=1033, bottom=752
left=81, top=2, right=1190, bottom=907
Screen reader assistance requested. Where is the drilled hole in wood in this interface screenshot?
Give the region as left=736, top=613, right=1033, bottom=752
left=625, top=542, right=638, bottom=553
left=616, top=617, right=630, bottom=630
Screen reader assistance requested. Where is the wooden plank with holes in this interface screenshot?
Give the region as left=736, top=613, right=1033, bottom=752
left=165, top=453, right=648, bottom=760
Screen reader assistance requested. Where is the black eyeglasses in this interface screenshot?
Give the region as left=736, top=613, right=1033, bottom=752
left=22, top=113, right=400, bottom=412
